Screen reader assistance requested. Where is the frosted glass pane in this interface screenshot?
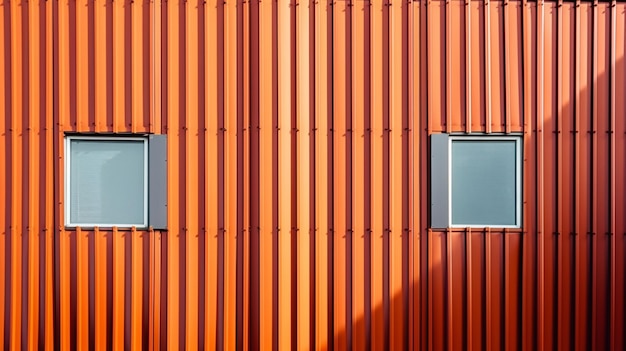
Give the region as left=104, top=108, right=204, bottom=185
left=451, top=140, right=517, bottom=226
left=69, top=139, right=145, bottom=226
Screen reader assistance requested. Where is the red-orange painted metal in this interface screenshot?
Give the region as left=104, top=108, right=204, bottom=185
left=0, top=0, right=625, bottom=349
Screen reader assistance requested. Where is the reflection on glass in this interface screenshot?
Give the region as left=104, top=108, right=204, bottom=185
left=451, top=140, right=517, bottom=226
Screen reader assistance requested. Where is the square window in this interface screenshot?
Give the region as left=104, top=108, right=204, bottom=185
left=65, top=135, right=168, bottom=229
left=431, top=134, right=522, bottom=228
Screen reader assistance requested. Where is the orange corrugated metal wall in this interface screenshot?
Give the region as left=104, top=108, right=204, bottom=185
left=0, top=0, right=625, bottom=349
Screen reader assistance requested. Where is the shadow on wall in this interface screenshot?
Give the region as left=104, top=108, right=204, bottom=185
left=0, top=1, right=625, bottom=351
left=323, top=3, right=626, bottom=350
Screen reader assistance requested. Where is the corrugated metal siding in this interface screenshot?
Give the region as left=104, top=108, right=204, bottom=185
left=1, top=0, right=55, bottom=349
left=0, top=0, right=625, bottom=350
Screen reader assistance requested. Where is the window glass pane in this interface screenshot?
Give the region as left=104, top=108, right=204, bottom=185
left=451, top=140, right=517, bottom=226
left=69, top=139, right=145, bottom=225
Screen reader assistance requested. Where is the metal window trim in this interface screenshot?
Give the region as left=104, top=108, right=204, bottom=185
left=430, top=133, right=450, bottom=228
left=148, top=134, right=168, bottom=230
left=64, top=135, right=149, bottom=228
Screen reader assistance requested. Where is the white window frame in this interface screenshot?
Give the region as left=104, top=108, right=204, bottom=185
left=64, top=135, right=149, bottom=228
left=448, top=135, right=522, bottom=228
